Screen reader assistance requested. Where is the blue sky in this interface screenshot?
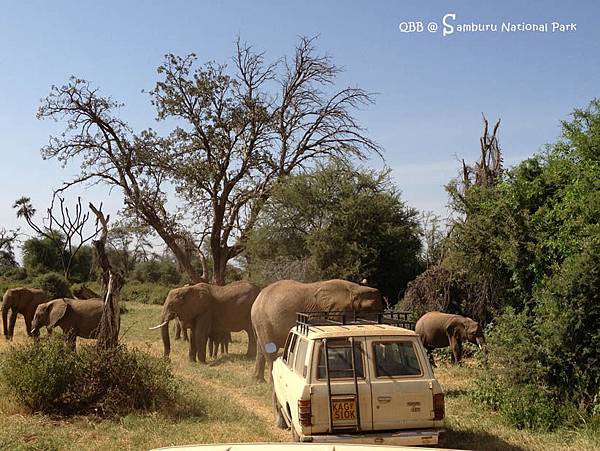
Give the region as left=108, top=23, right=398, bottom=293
left=1, top=0, right=599, bottom=242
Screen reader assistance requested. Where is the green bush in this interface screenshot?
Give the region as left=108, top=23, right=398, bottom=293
left=121, top=282, right=171, bottom=305
left=0, top=338, right=179, bottom=416
left=500, top=384, right=559, bottom=431
left=0, top=266, right=28, bottom=281
left=472, top=376, right=560, bottom=430
left=0, top=337, right=81, bottom=412
left=33, top=272, right=72, bottom=298
left=132, top=259, right=182, bottom=286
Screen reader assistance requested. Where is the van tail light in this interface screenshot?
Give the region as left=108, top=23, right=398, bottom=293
left=433, top=393, right=445, bottom=420
left=298, top=399, right=312, bottom=426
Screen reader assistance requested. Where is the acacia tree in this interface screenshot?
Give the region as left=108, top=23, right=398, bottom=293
left=38, top=36, right=381, bottom=284
left=13, top=196, right=99, bottom=281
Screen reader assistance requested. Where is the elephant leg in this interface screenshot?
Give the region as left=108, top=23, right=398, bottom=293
left=64, top=331, right=76, bottom=351
left=208, top=339, right=215, bottom=358
left=265, top=353, right=277, bottom=384
left=182, top=327, right=189, bottom=342
left=449, top=335, right=463, bottom=364
left=245, top=327, right=257, bottom=358
left=174, top=321, right=181, bottom=340
left=24, top=315, right=34, bottom=338
left=8, top=309, right=18, bottom=340
left=254, top=352, right=266, bottom=382
left=426, top=347, right=436, bottom=367
left=188, top=324, right=198, bottom=363
left=194, top=315, right=210, bottom=363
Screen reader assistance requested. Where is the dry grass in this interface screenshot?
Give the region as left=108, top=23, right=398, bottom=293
left=0, top=302, right=598, bottom=450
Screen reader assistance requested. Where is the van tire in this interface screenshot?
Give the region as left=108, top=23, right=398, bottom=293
left=291, top=424, right=301, bottom=442
left=272, top=391, right=287, bottom=429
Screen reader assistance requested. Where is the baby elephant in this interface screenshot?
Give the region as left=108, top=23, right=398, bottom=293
left=416, top=311, right=487, bottom=365
left=208, top=330, right=231, bottom=358
left=31, top=298, right=104, bottom=349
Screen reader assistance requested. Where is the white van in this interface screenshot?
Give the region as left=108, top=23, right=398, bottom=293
left=272, top=312, right=445, bottom=446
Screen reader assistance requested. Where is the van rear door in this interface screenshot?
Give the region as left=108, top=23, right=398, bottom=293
left=309, top=337, right=373, bottom=434
left=368, top=337, right=435, bottom=430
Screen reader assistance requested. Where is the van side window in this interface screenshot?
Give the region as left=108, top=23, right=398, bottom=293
left=373, top=341, right=422, bottom=377
left=294, top=339, right=308, bottom=376
left=282, top=333, right=293, bottom=363
left=286, top=333, right=299, bottom=367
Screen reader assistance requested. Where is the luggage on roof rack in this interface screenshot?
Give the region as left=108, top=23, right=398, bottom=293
left=295, top=310, right=415, bottom=335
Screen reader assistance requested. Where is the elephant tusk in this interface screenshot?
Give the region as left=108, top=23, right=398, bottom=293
left=31, top=329, right=37, bottom=334
left=149, top=320, right=169, bottom=330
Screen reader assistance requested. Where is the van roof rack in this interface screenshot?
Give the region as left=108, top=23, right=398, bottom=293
left=295, top=311, right=414, bottom=336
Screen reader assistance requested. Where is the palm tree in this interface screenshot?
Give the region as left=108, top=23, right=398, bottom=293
left=13, top=197, right=36, bottom=223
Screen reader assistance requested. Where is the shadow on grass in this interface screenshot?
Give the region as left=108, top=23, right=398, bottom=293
left=445, top=387, right=470, bottom=398
left=445, top=428, right=526, bottom=451
left=207, top=353, right=254, bottom=367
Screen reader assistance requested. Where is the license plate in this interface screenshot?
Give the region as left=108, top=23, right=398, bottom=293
left=332, top=398, right=357, bottom=422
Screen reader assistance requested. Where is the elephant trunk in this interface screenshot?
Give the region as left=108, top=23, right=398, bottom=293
left=161, top=320, right=171, bottom=358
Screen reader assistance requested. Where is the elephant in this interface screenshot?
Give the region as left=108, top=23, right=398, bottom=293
left=72, top=285, right=99, bottom=300
left=31, top=298, right=105, bottom=349
left=2, top=287, right=50, bottom=339
left=415, top=311, right=487, bottom=364
left=174, top=318, right=189, bottom=341
left=208, top=330, right=231, bottom=358
left=151, top=281, right=260, bottom=363
left=251, top=279, right=383, bottom=382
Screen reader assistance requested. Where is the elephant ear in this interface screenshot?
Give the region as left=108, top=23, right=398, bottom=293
left=314, top=282, right=352, bottom=311
left=48, top=300, right=68, bottom=328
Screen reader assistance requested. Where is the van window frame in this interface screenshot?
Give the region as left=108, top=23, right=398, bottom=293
left=294, top=337, right=308, bottom=377
left=286, top=333, right=299, bottom=368
left=314, top=338, right=365, bottom=381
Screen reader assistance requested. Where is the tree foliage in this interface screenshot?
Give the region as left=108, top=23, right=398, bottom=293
left=38, top=36, right=380, bottom=285
left=246, top=161, right=422, bottom=301
left=447, top=100, right=600, bottom=428
left=0, top=228, right=18, bottom=268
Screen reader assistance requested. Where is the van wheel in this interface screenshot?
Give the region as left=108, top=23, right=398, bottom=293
left=291, top=425, right=301, bottom=442
left=272, top=392, right=287, bottom=429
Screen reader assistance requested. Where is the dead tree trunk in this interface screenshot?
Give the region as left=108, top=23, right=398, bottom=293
left=90, top=203, right=122, bottom=349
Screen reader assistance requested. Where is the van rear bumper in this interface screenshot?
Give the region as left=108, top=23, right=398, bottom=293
left=301, top=428, right=445, bottom=447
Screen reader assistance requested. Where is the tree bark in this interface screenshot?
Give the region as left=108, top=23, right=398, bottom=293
left=89, top=203, right=122, bottom=349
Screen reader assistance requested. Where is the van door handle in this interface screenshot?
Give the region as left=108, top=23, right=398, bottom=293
left=377, top=396, right=392, bottom=403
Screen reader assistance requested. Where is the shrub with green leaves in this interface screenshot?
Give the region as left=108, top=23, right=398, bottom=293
left=448, top=100, right=600, bottom=430
left=121, top=282, right=171, bottom=305
left=0, top=338, right=179, bottom=416
left=33, top=272, right=72, bottom=298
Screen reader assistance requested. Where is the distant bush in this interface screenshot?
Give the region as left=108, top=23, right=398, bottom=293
left=33, top=272, right=72, bottom=298
left=132, top=259, right=182, bottom=286
left=121, top=282, right=171, bottom=305
left=0, top=266, right=28, bottom=281
left=0, top=278, right=24, bottom=300
left=0, top=338, right=179, bottom=416
left=472, top=376, right=560, bottom=431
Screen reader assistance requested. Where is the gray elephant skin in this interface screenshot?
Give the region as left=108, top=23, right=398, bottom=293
left=31, top=298, right=104, bottom=349
left=415, top=311, right=487, bottom=364
left=251, top=279, right=383, bottom=382
left=154, top=281, right=259, bottom=363
left=2, top=287, right=50, bottom=339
